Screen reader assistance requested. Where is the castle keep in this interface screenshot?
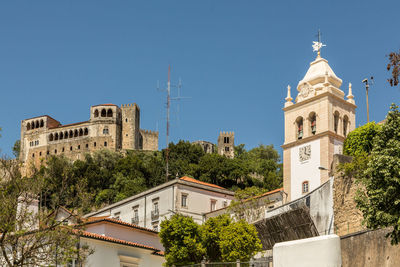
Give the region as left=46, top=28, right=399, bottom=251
left=20, top=103, right=158, bottom=168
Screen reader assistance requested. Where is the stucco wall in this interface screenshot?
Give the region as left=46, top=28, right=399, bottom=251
left=82, top=238, right=164, bottom=267
left=341, top=228, right=400, bottom=267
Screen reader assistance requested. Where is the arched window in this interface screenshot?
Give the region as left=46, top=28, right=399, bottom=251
left=84, top=128, right=89, bottom=135
left=74, top=129, right=78, bottom=137
left=107, top=109, right=113, bottom=117
left=27, top=123, right=31, bottom=130
left=343, top=115, right=349, bottom=137
left=103, top=127, right=109, bottom=135
left=69, top=130, right=73, bottom=138
left=54, top=133, right=59, bottom=141
left=334, top=111, right=340, bottom=134
left=59, top=132, right=63, bottom=140
left=296, top=117, right=303, bottom=140
left=49, top=134, right=54, bottom=141
left=35, top=120, right=39, bottom=128
left=94, top=109, right=99, bottom=118
left=64, top=131, right=68, bottom=138
left=101, top=109, right=106, bottom=117
left=79, top=128, right=83, bottom=136
left=40, top=120, right=44, bottom=127
left=309, top=112, right=316, bottom=135
left=31, top=122, right=35, bottom=129
left=302, top=181, right=309, bottom=194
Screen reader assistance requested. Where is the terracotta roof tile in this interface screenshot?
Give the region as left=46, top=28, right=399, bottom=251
left=84, top=217, right=158, bottom=234
left=80, top=231, right=164, bottom=256
left=180, top=176, right=225, bottom=189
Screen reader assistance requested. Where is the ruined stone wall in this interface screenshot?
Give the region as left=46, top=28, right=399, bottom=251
left=140, top=129, right=158, bottom=151
left=341, top=228, right=400, bottom=267
left=332, top=154, right=365, bottom=236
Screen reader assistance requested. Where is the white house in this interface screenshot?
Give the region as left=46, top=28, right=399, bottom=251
left=84, top=176, right=235, bottom=231
left=75, top=218, right=165, bottom=267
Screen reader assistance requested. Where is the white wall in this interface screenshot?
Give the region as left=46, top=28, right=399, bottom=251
left=83, top=238, right=164, bottom=267
left=290, top=139, right=320, bottom=200
left=273, top=235, right=341, bottom=267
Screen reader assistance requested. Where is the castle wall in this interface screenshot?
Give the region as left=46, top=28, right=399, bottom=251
left=140, top=130, right=158, bottom=151
left=20, top=103, right=158, bottom=173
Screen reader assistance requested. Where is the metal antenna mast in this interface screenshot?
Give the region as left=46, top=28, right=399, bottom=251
left=158, top=65, right=189, bottom=181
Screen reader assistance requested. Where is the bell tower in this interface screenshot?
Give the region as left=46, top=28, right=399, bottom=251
left=282, top=48, right=356, bottom=201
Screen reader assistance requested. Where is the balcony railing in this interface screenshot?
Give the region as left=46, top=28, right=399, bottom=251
left=151, top=210, right=159, bottom=221
left=131, top=216, right=139, bottom=225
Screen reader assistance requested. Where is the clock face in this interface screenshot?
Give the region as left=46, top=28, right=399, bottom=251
left=299, top=145, right=311, bottom=162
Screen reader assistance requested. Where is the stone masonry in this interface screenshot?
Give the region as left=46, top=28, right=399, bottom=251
left=20, top=103, right=158, bottom=172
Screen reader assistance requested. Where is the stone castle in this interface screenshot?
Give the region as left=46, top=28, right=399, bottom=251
left=192, top=131, right=235, bottom=159
left=20, top=103, right=158, bottom=168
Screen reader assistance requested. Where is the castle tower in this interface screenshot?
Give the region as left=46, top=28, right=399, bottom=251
left=218, top=132, right=234, bottom=158
left=282, top=52, right=356, bottom=201
left=121, top=103, right=141, bottom=150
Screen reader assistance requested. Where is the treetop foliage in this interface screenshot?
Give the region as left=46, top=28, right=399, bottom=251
left=34, top=140, right=282, bottom=212
left=159, top=214, right=262, bottom=266
left=349, top=104, right=400, bottom=244
left=343, top=122, right=382, bottom=157
left=387, top=51, right=400, bottom=87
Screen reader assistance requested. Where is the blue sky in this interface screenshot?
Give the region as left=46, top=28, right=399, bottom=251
left=0, top=0, right=399, bottom=158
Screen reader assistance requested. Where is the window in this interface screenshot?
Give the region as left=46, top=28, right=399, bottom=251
left=132, top=207, right=139, bottom=225
left=39, top=152, right=42, bottom=156
left=94, top=109, right=99, bottom=118
left=54, top=149, right=57, bottom=154
left=32, top=153, right=35, bottom=158
left=114, top=212, right=121, bottom=220
left=224, top=137, right=230, bottom=143
left=296, top=117, right=303, bottom=139
left=225, top=146, right=230, bottom=152
left=223, top=201, right=228, bottom=208
left=77, top=145, right=80, bottom=150
left=107, top=109, right=113, bottom=117
left=181, top=194, right=188, bottom=207
left=94, top=142, right=97, bottom=147
left=104, top=141, right=108, bottom=147
left=47, top=150, right=50, bottom=155
left=334, top=111, right=340, bottom=133
left=152, top=223, right=158, bottom=232
left=86, top=143, right=89, bottom=148
left=210, top=200, right=217, bottom=211
left=70, top=146, right=73, bottom=151
left=302, top=181, right=309, bottom=194
left=310, top=112, right=316, bottom=135
left=101, top=109, right=106, bottom=117
left=343, top=115, right=349, bottom=137
left=62, top=147, right=65, bottom=152
left=103, top=127, right=109, bottom=135
left=125, top=118, right=128, bottom=122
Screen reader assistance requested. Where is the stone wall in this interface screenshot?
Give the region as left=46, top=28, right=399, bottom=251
left=140, top=130, right=158, bottom=151
left=332, top=154, right=365, bottom=236
left=341, top=228, right=400, bottom=267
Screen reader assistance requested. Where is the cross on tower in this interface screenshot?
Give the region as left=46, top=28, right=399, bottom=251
left=312, top=29, right=326, bottom=56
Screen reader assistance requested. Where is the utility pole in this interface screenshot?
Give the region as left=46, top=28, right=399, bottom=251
left=362, top=77, right=374, bottom=123
left=158, top=65, right=189, bottom=182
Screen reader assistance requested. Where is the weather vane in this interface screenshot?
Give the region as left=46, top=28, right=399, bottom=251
left=312, top=29, right=326, bottom=56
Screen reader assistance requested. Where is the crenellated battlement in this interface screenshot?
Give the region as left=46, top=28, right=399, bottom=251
left=219, top=131, right=234, bottom=136
left=121, top=103, right=140, bottom=110
left=140, top=129, right=158, bottom=136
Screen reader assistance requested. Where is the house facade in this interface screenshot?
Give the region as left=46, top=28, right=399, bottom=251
left=84, top=176, right=235, bottom=231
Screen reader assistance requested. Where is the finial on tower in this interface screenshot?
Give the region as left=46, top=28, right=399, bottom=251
left=285, top=85, right=293, bottom=107
left=312, top=29, right=326, bottom=57
left=347, top=82, right=355, bottom=104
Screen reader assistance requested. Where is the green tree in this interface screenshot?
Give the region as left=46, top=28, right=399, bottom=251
left=218, top=220, right=262, bottom=262
left=200, top=214, right=232, bottom=261
left=387, top=51, right=400, bottom=86
left=355, top=104, right=400, bottom=244
left=0, top=158, right=91, bottom=267
left=159, top=214, right=205, bottom=266
left=12, top=140, right=20, bottom=159
left=343, top=122, right=381, bottom=156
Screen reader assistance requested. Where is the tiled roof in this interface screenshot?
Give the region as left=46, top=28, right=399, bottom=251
left=180, top=176, right=225, bottom=189
left=259, top=187, right=284, bottom=198
left=83, top=217, right=158, bottom=234
left=80, top=231, right=164, bottom=256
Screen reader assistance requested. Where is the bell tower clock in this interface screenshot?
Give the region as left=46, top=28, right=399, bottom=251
left=282, top=40, right=356, bottom=201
